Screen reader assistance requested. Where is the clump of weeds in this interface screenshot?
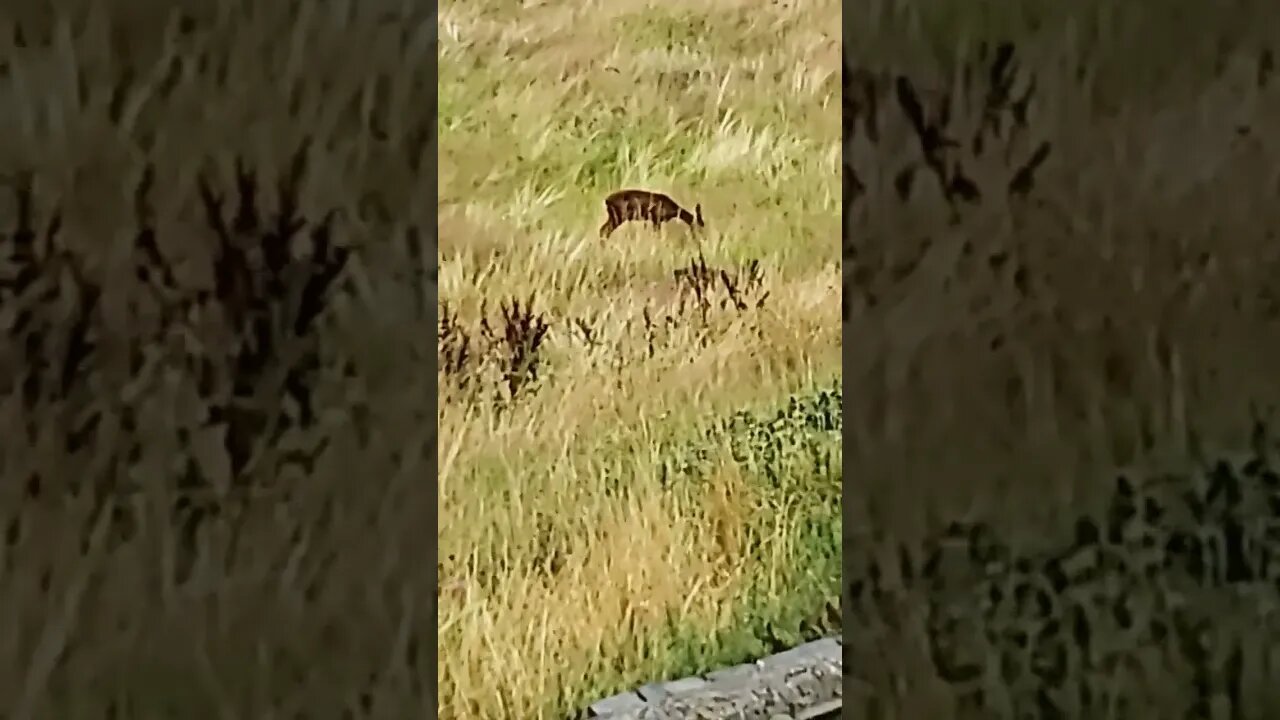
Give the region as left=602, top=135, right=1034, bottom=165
left=438, top=294, right=552, bottom=406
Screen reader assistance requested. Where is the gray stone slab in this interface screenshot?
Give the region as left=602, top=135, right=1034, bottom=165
left=663, top=676, right=709, bottom=695
left=704, top=662, right=758, bottom=683
left=584, top=635, right=842, bottom=719
left=795, top=698, right=843, bottom=720
left=758, top=638, right=840, bottom=669
left=636, top=676, right=706, bottom=703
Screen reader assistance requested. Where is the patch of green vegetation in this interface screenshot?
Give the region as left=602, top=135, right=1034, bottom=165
left=662, top=380, right=841, bottom=487
left=635, top=380, right=842, bottom=675
left=561, top=381, right=840, bottom=712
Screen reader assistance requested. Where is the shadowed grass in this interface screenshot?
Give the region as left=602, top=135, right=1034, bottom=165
left=846, top=1, right=1280, bottom=717
left=0, top=2, right=434, bottom=718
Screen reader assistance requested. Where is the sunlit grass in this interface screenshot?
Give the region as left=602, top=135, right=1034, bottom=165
left=437, top=0, right=840, bottom=716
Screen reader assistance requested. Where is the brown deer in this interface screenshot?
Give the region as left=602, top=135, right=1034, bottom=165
left=599, top=189, right=704, bottom=239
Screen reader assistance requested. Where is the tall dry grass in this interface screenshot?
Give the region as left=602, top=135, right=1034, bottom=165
left=439, top=0, right=839, bottom=717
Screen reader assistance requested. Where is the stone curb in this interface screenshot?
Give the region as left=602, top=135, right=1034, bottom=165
left=585, top=637, right=842, bottom=720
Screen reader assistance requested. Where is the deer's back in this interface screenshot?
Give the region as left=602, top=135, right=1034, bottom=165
left=606, top=189, right=680, bottom=220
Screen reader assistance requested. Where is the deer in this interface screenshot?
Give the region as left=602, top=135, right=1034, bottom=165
left=599, top=189, right=704, bottom=239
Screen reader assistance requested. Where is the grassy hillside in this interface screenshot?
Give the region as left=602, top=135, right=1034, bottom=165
left=437, top=1, right=840, bottom=717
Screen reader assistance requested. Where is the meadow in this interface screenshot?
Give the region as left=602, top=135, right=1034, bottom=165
left=438, top=0, right=840, bottom=717
left=846, top=1, right=1280, bottom=717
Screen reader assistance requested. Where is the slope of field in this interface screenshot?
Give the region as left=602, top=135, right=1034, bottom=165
left=437, top=1, right=840, bottom=717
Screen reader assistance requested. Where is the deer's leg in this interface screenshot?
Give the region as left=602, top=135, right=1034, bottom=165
left=601, top=205, right=622, bottom=238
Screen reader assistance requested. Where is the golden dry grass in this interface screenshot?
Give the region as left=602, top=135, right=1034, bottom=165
left=438, top=1, right=840, bottom=717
